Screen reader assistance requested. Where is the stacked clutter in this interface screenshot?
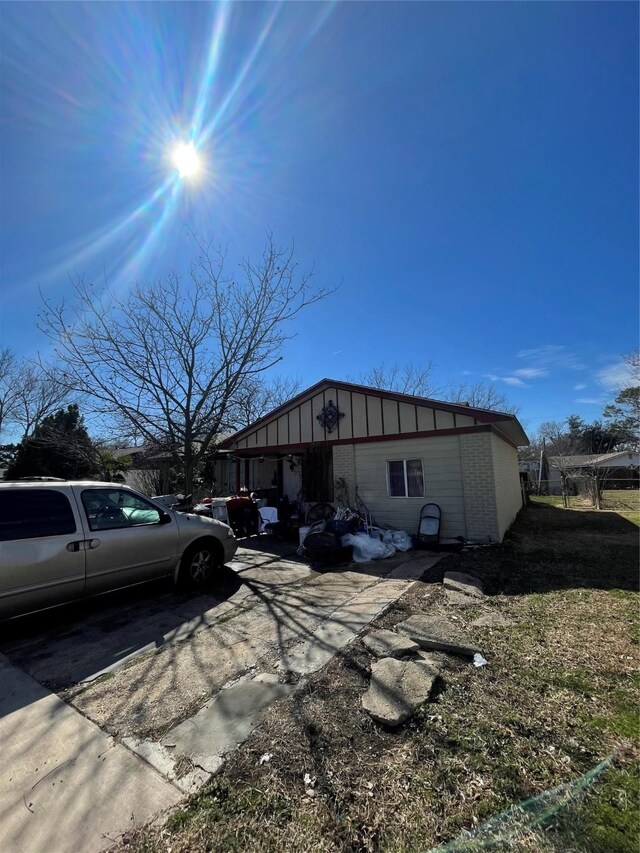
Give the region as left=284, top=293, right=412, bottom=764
left=298, top=505, right=414, bottom=567
left=298, top=508, right=359, bottom=567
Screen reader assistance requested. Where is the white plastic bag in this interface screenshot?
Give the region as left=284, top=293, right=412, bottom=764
left=382, top=529, right=413, bottom=552
left=342, top=532, right=396, bottom=562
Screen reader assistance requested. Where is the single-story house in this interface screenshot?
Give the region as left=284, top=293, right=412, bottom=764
left=220, top=379, right=529, bottom=544
left=547, top=451, right=639, bottom=490
left=111, top=444, right=174, bottom=495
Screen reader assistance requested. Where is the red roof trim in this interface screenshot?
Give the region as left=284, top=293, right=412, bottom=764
left=220, top=378, right=526, bottom=447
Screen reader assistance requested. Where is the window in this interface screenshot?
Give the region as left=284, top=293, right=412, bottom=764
left=81, top=489, right=162, bottom=531
left=0, top=489, right=77, bottom=541
left=387, top=459, right=424, bottom=497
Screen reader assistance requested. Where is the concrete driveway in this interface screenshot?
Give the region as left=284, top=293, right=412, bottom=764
left=0, top=540, right=441, bottom=852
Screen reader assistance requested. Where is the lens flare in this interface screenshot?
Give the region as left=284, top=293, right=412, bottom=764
left=172, top=142, right=201, bottom=178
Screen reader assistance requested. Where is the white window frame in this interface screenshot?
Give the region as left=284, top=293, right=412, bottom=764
left=386, top=458, right=424, bottom=498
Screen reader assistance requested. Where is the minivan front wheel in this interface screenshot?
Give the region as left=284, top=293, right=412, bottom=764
left=178, top=539, right=223, bottom=590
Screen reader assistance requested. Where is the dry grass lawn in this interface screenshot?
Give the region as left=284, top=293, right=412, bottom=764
left=123, top=503, right=639, bottom=853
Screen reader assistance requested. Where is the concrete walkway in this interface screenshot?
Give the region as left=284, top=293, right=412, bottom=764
left=0, top=548, right=441, bottom=852
left=0, top=654, right=182, bottom=853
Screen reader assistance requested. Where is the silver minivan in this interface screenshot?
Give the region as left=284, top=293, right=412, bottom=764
left=0, top=480, right=238, bottom=619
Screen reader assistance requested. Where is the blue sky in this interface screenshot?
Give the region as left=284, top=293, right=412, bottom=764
left=1, top=1, right=638, bottom=436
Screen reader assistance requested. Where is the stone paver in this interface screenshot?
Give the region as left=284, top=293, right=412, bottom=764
left=0, top=654, right=181, bottom=853
left=161, top=673, right=295, bottom=769
left=443, top=571, right=484, bottom=599
left=444, top=588, right=483, bottom=607
left=362, top=657, right=439, bottom=727
left=362, top=629, right=419, bottom=658
left=397, top=614, right=481, bottom=657
left=387, top=554, right=442, bottom=579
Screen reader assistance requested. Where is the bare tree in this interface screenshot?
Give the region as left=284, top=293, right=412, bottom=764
left=444, top=381, right=516, bottom=413
left=40, top=234, right=330, bottom=493
left=13, top=363, right=70, bottom=437
left=354, top=361, right=516, bottom=414
left=230, top=375, right=303, bottom=429
left=356, top=362, right=437, bottom=397
left=0, top=347, right=68, bottom=438
left=0, top=348, right=19, bottom=436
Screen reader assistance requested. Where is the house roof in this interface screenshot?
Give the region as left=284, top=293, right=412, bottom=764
left=222, top=378, right=529, bottom=448
left=549, top=451, right=639, bottom=468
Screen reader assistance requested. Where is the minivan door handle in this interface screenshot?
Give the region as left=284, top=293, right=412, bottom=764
left=66, top=539, right=101, bottom=552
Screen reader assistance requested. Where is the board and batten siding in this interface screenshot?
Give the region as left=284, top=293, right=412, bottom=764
left=348, top=436, right=468, bottom=540
left=230, top=386, right=482, bottom=451
left=491, top=432, right=523, bottom=540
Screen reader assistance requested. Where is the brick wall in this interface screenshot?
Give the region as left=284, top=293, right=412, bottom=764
left=332, top=443, right=356, bottom=505
left=459, top=432, right=500, bottom=542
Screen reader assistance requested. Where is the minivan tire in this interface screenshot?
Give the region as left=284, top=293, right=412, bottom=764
left=178, top=538, right=223, bottom=590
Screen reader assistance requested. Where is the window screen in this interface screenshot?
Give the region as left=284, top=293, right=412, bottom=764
left=0, top=489, right=77, bottom=541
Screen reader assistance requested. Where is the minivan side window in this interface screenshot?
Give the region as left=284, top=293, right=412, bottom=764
left=0, top=489, right=77, bottom=541
left=81, top=489, right=163, bottom=531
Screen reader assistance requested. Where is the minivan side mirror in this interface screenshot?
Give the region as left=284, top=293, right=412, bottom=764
left=159, top=512, right=172, bottom=525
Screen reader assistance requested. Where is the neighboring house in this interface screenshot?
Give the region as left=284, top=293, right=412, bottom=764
left=220, top=378, right=529, bottom=544
left=548, top=451, right=640, bottom=491
left=111, top=444, right=174, bottom=495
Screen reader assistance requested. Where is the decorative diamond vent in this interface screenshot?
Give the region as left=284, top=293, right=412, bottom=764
left=316, top=399, right=345, bottom=434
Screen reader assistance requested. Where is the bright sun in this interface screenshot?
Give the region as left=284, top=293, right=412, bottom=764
left=172, top=142, right=200, bottom=178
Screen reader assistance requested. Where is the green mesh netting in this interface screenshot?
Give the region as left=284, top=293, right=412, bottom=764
left=426, top=756, right=613, bottom=852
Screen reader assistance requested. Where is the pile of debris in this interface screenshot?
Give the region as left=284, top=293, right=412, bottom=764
left=360, top=571, right=489, bottom=727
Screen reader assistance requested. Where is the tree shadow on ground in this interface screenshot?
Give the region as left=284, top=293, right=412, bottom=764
left=437, top=503, right=639, bottom=596
left=0, top=566, right=244, bottom=692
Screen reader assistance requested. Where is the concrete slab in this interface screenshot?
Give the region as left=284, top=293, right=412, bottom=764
left=386, top=554, right=442, bottom=580
left=362, top=657, right=439, bottom=727
left=443, top=571, right=484, bottom=599
left=278, top=579, right=410, bottom=675
left=362, top=629, right=419, bottom=659
left=1, top=585, right=259, bottom=692
left=162, top=673, right=294, bottom=765
left=121, top=737, right=212, bottom=794
left=0, top=654, right=181, bottom=853
left=444, top=588, right=484, bottom=607
left=396, top=614, right=482, bottom=657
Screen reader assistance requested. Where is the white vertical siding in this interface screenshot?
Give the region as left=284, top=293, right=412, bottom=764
left=382, top=398, right=399, bottom=434
left=367, top=396, right=383, bottom=436
left=300, top=400, right=313, bottom=442
left=352, top=393, right=367, bottom=438
left=399, top=402, right=416, bottom=433
left=435, top=410, right=455, bottom=430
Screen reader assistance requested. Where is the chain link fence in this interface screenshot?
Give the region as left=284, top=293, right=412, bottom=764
left=529, top=477, right=639, bottom=510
